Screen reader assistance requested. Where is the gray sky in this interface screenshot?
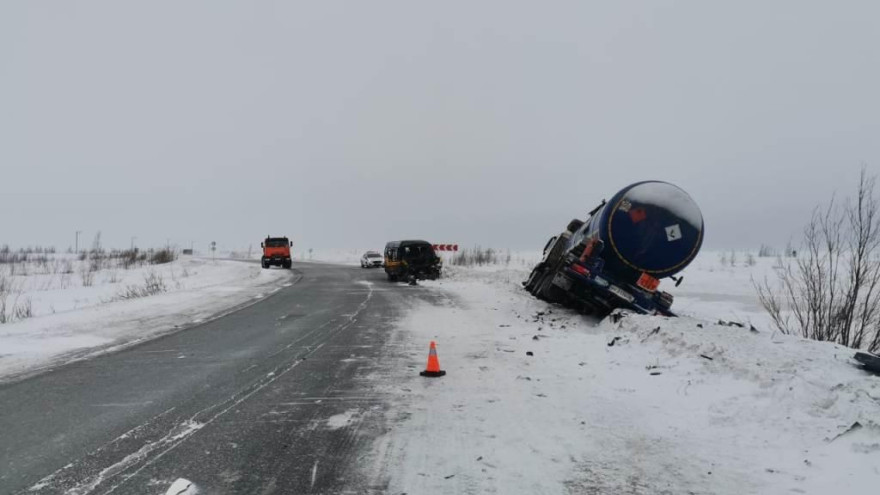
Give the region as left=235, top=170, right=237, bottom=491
left=2, top=1, right=878, bottom=253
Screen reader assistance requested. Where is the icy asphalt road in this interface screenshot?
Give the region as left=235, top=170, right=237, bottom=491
left=0, top=262, right=431, bottom=494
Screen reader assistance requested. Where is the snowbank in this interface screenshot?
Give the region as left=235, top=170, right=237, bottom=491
left=374, top=262, right=880, bottom=494
left=0, top=257, right=291, bottom=381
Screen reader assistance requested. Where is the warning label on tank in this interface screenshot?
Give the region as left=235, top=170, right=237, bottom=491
left=665, top=224, right=682, bottom=242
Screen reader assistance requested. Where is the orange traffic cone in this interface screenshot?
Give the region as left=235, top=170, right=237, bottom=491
left=419, top=341, right=446, bottom=377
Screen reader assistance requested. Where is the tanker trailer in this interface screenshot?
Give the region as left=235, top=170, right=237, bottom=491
left=523, top=181, right=704, bottom=316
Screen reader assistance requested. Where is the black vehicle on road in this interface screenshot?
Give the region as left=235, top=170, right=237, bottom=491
left=384, top=240, right=441, bottom=281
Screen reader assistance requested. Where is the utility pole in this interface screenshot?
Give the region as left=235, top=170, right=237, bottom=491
left=75, top=231, right=82, bottom=254
left=131, top=237, right=137, bottom=251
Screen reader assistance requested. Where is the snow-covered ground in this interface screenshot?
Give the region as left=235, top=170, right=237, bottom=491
left=0, top=256, right=292, bottom=382
left=371, top=253, right=880, bottom=494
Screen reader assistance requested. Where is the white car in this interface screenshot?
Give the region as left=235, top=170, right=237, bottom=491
left=360, top=251, right=383, bottom=268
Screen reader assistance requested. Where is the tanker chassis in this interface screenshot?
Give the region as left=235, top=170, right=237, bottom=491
left=524, top=181, right=704, bottom=317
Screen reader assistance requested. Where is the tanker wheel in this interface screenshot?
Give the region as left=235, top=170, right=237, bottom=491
left=387, top=272, right=397, bottom=282
left=523, top=264, right=545, bottom=294
left=536, top=271, right=566, bottom=303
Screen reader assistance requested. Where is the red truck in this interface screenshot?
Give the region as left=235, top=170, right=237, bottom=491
left=261, top=236, right=293, bottom=269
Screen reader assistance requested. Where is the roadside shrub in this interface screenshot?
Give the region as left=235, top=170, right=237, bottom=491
left=450, top=247, right=499, bottom=266
left=80, top=264, right=95, bottom=287
left=758, top=244, right=777, bottom=257
left=12, top=297, right=32, bottom=320
left=150, top=248, right=176, bottom=265
left=746, top=252, right=757, bottom=267
left=0, top=288, right=32, bottom=324
left=115, top=272, right=167, bottom=300
left=0, top=272, right=10, bottom=293
left=756, top=167, right=880, bottom=352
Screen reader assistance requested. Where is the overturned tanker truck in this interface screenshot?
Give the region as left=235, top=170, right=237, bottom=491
left=524, top=181, right=704, bottom=316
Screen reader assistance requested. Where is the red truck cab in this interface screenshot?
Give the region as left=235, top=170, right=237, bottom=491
left=261, top=236, right=292, bottom=269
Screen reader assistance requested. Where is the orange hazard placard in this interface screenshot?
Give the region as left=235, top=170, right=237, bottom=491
left=637, top=272, right=660, bottom=292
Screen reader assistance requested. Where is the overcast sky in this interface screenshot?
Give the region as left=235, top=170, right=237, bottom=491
left=2, top=1, right=878, bottom=253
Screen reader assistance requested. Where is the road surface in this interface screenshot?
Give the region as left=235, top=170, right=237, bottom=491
left=0, top=262, right=435, bottom=494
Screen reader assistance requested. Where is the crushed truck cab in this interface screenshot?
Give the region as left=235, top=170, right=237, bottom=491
left=261, top=236, right=292, bottom=269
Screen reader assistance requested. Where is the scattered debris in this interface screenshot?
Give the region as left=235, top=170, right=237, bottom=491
left=717, top=320, right=745, bottom=328
left=640, top=326, right=661, bottom=342
left=700, top=354, right=714, bottom=361
left=853, top=351, right=880, bottom=374
left=444, top=474, right=455, bottom=480
left=607, top=336, right=622, bottom=347
left=532, top=335, right=540, bottom=341
left=649, top=371, right=662, bottom=376
left=749, top=324, right=759, bottom=333
left=828, top=421, right=862, bottom=443
left=696, top=323, right=703, bottom=329
left=526, top=351, right=534, bottom=356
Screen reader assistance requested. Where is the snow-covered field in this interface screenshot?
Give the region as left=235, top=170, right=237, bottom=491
left=372, top=253, right=880, bottom=494
left=0, top=256, right=292, bottom=382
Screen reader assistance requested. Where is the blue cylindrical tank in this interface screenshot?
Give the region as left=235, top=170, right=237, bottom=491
left=571, top=181, right=704, bottom=282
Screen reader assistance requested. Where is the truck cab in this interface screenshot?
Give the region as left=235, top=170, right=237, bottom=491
left=261, top=236, right=292, bottom=269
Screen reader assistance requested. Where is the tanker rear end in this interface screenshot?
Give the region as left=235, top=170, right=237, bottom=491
left=524, top=181, right=704, bottom=316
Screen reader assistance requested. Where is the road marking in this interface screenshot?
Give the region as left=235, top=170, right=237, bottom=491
left=92, top=402, right=155, bottom=407
left=310, top=460, right=319, bottom=489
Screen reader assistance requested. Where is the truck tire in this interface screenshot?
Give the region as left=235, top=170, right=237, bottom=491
left=523, top=264, right=545, bottom=294
left=545, top=233, right=569, bottom=266
left=283, top=260, right=292, bottom=269
left=535, top=270, right=566, bottom=303
left=566, top=219, right=584, bottom=233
